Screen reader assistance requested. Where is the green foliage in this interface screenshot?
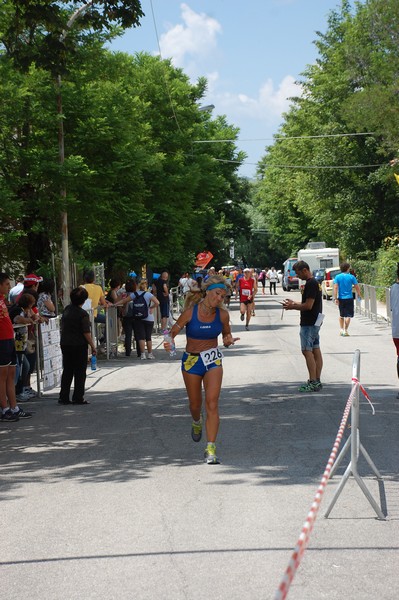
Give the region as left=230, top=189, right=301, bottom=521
left=0, top=4, right=249, bottom=280
left=254, top=0, right=399, bottom=273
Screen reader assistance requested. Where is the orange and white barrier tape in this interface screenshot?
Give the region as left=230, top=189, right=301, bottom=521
left=274, top=383, right=359, bottom=600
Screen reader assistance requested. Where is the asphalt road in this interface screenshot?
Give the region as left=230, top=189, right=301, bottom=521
left=2, top=289, right=399, bottom=600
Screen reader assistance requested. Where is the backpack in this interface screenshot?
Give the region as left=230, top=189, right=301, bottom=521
left=127, top=292, right=149, bottom=319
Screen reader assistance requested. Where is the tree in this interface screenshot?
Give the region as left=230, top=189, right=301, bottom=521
left=0, top=0, right=144, bottom=271
left=255, top=0, right=399, bottom=260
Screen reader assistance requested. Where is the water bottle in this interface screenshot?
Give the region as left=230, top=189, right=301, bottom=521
left=91, top=354, right=97, bottom=371
left=163, top=330, right=176, bottom=357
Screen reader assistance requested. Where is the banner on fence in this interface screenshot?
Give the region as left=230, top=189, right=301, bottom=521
left=41, top=318, right=63, bottom=390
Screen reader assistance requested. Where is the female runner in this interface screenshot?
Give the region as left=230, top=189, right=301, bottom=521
left=165, top=275, right=238, bottom=464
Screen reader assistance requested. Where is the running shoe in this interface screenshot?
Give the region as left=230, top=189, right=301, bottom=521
left=298, top=380, right=319, bottom=393
left=313, top=380, right=323, bottom=391
left=147, top=353, right=155, bottom=360
left=191, top=419, right=202, bottom=442
left=24, top=387, right=37, bottom=398
left=13, top=408, right=32, bottom=419
left=16, top=391, right=31, bottom=402
left=204, top=443, right=220, bottom=464
left=1, top=409, right=19, bottom=422
left=245, top=325, right=249, bottom=331
left=140, top=354, right=147, bottom=360
left=240, top=313, right=244, bottom=321
left=343, top=331, right=350, bottom=337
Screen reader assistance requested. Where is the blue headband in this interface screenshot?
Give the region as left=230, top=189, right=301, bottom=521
left=207, top=283, right=226, bottom=291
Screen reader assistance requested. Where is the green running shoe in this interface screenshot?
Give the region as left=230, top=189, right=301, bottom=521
left=204, top=443, right=220, bottom=464
left=298, top=380, right=318, bottom=392
left=191, top=419, right=202, bottom=442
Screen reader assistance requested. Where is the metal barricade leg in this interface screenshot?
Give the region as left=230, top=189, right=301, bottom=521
left=325, top=350, right=386, bottom=520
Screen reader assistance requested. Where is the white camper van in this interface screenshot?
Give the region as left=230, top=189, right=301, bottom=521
left=297, top=243, right=339, bottom=290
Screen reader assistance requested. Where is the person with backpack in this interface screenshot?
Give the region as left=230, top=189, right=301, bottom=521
left=134, top=279, right=160, bottom=359
left=115, top=279, right=159, bottom=359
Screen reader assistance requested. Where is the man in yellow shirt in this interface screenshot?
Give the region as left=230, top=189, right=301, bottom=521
left=82, top=271, right=109, bottom=343
left=82, top=271, right=107, bottom=318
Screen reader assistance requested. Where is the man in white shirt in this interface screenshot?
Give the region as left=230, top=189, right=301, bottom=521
left=8, top=276, right=24, bottom=304
left=267, top=267, right=279, bottom=295
left=178, top=272, right=191, bottom=295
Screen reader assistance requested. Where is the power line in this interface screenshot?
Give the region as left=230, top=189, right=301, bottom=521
left=193, top=132, right=377, bottom=144
left=149, top=0, right=183, bottom=135
left=212, top=158, right=384, bottom=169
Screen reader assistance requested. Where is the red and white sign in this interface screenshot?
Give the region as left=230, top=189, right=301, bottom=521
left=195, top=251, right=214, bottom=269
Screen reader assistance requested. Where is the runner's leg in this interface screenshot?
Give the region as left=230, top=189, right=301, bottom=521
left=203, top=367, right=223, bottom=443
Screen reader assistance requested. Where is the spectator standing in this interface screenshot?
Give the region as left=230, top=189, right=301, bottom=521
left=267, top=267, right=279, bottom=295
left=134, top=279, right=160, bottom=359
left=333, top=262, right=361, bottom=336
left=105, top=278, right=121, bottom=304
left=82, top=270, right=109, bottom=344
left=58, top=287, right=96, bottom=405
left=0, top=273, right=32, bottom=421
left=259, top=269, right=267, bottom=295
left=8, top=275, right=24, bottom=304
left=20, top=273, right=43, bottom=397
left=155, top=271, right=170, bottom=331
left=9, top=293, right=39, bottom=401
left=37, top=278, right=56, bottom=318
left=118, top=280, right=139, bottom=357
left=390, top=264, right=399, bottom=398
left=178, top=272, right=191, bottom=296
left=283, top=261, right=323, bottom=392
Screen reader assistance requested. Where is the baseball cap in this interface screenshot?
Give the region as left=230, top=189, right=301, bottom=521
left=244, top=268, right=251, bottom=272
left=24, top=273, right=43, bottom=286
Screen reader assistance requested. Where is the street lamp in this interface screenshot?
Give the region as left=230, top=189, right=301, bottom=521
left=58, top=1, right=93, bottom=305
left=198, top=104, right=215, bottom=112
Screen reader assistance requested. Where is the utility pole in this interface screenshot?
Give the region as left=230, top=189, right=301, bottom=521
left=58, top=1, right=93, bottom=305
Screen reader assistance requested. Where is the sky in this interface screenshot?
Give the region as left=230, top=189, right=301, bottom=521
left=109, top=0, right=347, bottom=178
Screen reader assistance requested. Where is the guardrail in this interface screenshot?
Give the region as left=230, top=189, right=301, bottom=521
left=355, top=283, right=390, bottom=324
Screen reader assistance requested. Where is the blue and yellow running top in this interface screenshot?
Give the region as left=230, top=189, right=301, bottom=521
left=185, top=304, right=223, bottom=340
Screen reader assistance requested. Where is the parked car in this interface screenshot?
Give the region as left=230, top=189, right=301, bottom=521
left=313, top=268, right=326, bottom=284
left=282, top=258, right=299, bottom=291
left=321, top=267, right=341, bottom=300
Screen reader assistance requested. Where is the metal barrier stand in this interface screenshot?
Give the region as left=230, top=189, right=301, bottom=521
left=324, top=349, right=385, bottom=519
left=105, top=305, right=119, bottom=359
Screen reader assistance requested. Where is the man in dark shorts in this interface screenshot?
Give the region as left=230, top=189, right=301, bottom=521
left=333, top=262, right=361, bottom=336
left=283, top=261, right=324, bottom=392
left=156, top=271, right=170, bottom=332
left=0, top=273, right=32, bottom=421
